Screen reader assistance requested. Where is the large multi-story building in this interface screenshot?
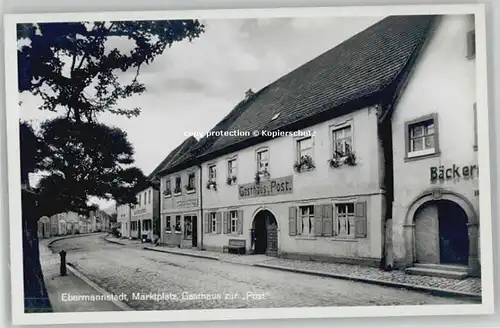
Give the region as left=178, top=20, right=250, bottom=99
left=146, top=14, right=481, bottom=278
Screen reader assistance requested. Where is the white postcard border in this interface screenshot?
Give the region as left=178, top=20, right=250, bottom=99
left=3, top=3, right=494, bottom=326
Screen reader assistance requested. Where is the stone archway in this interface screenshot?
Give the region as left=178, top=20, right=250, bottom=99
left=251, top=209, right=278, bottom=256
left=403, top=189, right=480, bottom=276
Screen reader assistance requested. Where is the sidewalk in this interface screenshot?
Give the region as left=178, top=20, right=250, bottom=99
left=41, top=236, right=127, bottom=312
left=134, top=243, right=482, bottom=300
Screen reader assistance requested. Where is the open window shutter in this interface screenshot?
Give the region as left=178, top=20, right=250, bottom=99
left=354, top=202, right=367, bottom=238
left=288, top=206, right=297, bottom=236
left=314, top=205, right=323, bottom=236
left=322, top=204, right=333, bottom=237
left=237, top=210, right=244, bottom=234
left=473, top=103, right=478, bottom=149
left=216, top=212, right=222, bottom=234
left=222, top=212, right=228, bottom=234
left=204, top=213, right=209, bottom=234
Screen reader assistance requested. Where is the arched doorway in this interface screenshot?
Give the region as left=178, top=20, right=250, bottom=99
left=414, top=200, right=469, bottom=265
left=252, top=210, right=278, bottom=256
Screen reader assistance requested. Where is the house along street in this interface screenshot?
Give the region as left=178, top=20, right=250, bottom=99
left=49, top=234, right=474, bottom=311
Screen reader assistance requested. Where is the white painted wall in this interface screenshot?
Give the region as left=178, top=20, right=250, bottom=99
left=390, top=15, right=479, bottom=265
left=200, top=107, right=385, bottom=260
left=160, top=166, right=201, bottom=247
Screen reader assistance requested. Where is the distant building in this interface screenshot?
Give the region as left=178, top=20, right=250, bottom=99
left=116, top=203, right=132, bottom=238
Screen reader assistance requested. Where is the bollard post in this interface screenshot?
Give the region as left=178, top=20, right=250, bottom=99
left=59, top=250, right=67, bottom=276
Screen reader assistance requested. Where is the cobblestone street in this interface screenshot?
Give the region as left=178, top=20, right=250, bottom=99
left=49, top=234, right=478, bottom=311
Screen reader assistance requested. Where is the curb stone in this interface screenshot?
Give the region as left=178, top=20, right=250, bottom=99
left=143, top=247, right=220, bottom=261
left=253, top=264, right=482, bottom=301
left=66, top=262, right=133, bottom=311
left=47, top=232, right=106, bottom=248
left=102, top=236, right=127, bottom=246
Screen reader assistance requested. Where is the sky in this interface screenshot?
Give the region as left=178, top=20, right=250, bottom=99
left=19, top=15, right=384, bottom=212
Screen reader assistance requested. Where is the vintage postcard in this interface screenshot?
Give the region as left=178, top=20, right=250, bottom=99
left=4, top=3, right=494, bottom=326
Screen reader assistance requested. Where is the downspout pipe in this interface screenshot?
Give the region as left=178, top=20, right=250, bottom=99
left=198, top=164, right=204, bottom=250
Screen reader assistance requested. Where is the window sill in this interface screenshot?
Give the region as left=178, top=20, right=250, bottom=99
left=174, top=231, right=182, bottom=235
left=174, top=193, right=182, bottom=197
left=295, top=167, right=315, bottom=173
left=330, top=237, right=358, bottom=242
left=163, top=195, right=172, bottom=199
left=295, top=236, right=317, bottom=240
left=404, top=151, right=440, bottom=162
left=186, top=189, right=196, bottom=194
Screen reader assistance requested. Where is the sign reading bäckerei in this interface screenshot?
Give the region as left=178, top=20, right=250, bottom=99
left=239, top=176, right=293, bottom=199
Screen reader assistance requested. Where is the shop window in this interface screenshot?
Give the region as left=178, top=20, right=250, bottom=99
left=405, top=113, right=439, bottom=160
left=165, top=216, right=171, bottom=232
left=184, top=216, right=192, bottom=239
left=175, top=215, right=181, bottom=233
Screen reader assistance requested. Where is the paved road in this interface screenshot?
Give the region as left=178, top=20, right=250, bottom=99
left=50, top=234, right=476, bottom=311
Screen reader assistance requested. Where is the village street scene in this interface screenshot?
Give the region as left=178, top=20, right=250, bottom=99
left=18, top=13, right=483, bottom=312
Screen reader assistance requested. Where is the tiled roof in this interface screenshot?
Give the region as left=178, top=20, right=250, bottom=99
left=200, top=15, right=435, bottom=157
left=148, top=136, right=198, bottom=179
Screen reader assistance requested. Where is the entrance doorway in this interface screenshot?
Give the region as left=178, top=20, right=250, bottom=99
left=414, top=200, right=469, bottom=265
left=192, top=216, right=198, bottom=248
left=252, top=210, right=278, bottom=256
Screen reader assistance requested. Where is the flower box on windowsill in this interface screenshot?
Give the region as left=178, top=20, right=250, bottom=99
left=185, top=184, right=196, bottom=193
left=254, top=170, right=270, bottom=184
left=206, top=180, right=217, bottom=191
left=293, top=155, right=316, bottom=173
left=163, top=190, right=172, bottom=198
left=328, top=152, right=357, bottom=169
left=174, top=192, right=182, bottom=197
left=226, top=176, right=237, bottom=186
left=186, top=189, right=196, bottom=195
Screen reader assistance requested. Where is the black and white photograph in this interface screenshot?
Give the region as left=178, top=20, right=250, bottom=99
left=4, top=3, right=494, bottom=325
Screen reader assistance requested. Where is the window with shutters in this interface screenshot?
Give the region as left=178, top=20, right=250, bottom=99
left=174, top=215, right=181, bottom=233
left=229, top=211, right=238, bottom=233
left=298, top=206, right=314, bottom=236
left=184, top=216, right=192, bottom=239
left=334, top=203, right=355, bottom=238
left=210, top=212, right=217, bottom=233
left=405, top=113, right=440, bottom=160
left=165, top=216, right=171, bottom=232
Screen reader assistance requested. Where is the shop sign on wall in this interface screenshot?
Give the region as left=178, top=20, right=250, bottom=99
left=239, top=176, right=293, bottom=199
left=430, top=164, right=479, bottom=182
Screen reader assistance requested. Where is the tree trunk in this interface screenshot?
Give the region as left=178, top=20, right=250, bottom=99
left=22, top=188, right=52, bottom=313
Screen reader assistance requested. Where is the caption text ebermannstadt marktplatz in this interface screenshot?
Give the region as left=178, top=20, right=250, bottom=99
left=61, top=291, right=269, bottom=303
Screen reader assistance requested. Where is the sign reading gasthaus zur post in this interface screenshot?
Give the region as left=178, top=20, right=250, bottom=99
left=239, top=176, right=293, bottom=199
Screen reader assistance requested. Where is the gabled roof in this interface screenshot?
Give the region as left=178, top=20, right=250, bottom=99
left=198, top=15, right=436, bottom=159
left=148, top=136, right=198, bottom=179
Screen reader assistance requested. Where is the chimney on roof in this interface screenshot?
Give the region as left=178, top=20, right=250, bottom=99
left=244, top=89, right=254, bottom=101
